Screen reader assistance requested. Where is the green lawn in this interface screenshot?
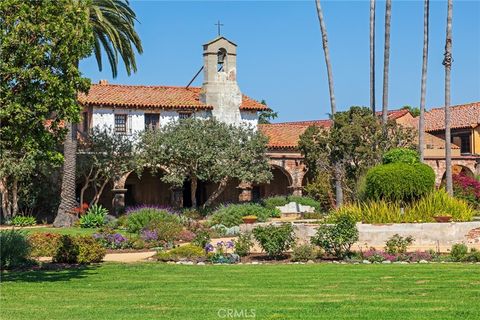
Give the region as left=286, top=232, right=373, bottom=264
left=1, top=263, right=479, bottom=319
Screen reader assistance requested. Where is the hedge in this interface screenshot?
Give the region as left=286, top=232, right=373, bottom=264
left=364, top=162, right=435, bottom=203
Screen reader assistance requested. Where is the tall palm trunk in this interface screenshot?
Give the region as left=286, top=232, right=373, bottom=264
left=315, top=0, right=342, bottom=206
left=443, top=0, right=453, bottom=195
left=382, top=0, right=392, bottom=125
left=54, top=124, right=79, bottom=227
left=419, top=0, right=429, bottom=162
left=370, top=0, right=376, bottom=114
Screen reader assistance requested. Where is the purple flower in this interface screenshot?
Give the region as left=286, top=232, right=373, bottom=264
left=205, top=243, right=214, bottom=252
left=92, top=233, right=102, bottom=239
left=141, top=229, right=158, bottom=242
left=216, top=241, right=225, bottom=248
left=226, top=241, right=234, bottom=249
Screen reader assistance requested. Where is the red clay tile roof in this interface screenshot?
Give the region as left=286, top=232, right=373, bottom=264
left=425, top=102, right=480, bottom=131
left=375, top=108, right=411, bottom=120
left=78, top=83, right=268, bottom=111
left=259, top=121, right=331, bottom=150
left=259, top=110, right=412, bottom=149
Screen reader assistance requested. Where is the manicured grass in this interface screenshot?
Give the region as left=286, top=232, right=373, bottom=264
left=1, top=263, right=479, bottom=319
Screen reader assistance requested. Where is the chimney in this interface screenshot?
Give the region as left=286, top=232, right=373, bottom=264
left=98, top=79, right=108, bottom=85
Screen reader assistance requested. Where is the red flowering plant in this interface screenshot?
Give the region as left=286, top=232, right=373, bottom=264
left=453, top=174, right=480, bottom=209
left=72, top=203, right=89, bottom=216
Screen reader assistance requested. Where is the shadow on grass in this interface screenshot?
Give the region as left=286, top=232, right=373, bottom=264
left=1, top=263, right=100, bottom=283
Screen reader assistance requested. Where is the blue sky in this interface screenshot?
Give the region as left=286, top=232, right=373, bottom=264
left=80, top=0, right=480, bottom=122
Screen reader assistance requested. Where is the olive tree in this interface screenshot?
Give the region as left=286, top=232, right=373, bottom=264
left=138, top=118, right=272, bottom=208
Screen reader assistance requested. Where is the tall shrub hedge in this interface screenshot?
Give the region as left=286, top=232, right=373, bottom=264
left=382, top=148, right=420, bottom=164
left=364, top=163, right=435, bottom=203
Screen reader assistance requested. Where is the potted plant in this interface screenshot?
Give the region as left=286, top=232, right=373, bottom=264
left=433, top=213, right=452, bottom=223
left=242, top=215, right=257, bottom=224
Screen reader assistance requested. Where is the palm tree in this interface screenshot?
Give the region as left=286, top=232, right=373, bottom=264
left=381, top=0, right=391, bottom=125
left=54, top=0, right=143, bottom=227
left=315, top=0, right=343, bottom=206
left=443, top=0, right=453, bottom=195
left=370, top=0, right=376, bottom=114
left=419, top=0, right=429, bottom=162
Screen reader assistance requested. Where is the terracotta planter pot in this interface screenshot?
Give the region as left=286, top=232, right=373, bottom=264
left=242, top=217, right=257, bottom=224
left=434, top=216, right=452, bottom=223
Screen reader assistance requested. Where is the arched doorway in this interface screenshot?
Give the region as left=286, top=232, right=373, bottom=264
left=252, top=166, right=292, bottom=201
left=441, top=165, right=475, bottom=185
left=124, top=169, right=172, bottom=207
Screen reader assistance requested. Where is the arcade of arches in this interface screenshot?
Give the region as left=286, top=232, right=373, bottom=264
left=96, top=155, right=478, bottom=214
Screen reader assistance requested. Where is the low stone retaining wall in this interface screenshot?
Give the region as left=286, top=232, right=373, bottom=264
left=241, top=221, right=480, bottom=252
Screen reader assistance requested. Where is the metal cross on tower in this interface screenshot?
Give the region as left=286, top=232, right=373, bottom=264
left=215, top=20, right=224, bottom=36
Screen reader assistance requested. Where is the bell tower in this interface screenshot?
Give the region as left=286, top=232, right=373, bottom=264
left=200, top=36, right=242, bottom=125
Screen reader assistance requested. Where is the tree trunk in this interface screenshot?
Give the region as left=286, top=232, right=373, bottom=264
left=419, top=0, right=429, bottom=162
left=12, top=177, right=18, bottom=217
left=54, top=123, right=79, bottom=227
left=190, top=176, right=198, bottom=208
left=370, top=0, right=376, bottom=114
left=315, top=0, right=343, bottom=206
left=203, top=177, right=229, bottom=209
left=334, top=164, right=343, bottom=207
left=92, top=178, right=109, bottom=205
left=443, top=0, right=453, bottom=195
left=0, top=178, right=10, bottom=219
left=315, top=0, right=336, bottom=115
left=382, top=0, right=392, bottom=125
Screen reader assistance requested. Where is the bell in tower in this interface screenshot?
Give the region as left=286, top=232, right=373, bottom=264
left=200, top=36, right=242, bottom=125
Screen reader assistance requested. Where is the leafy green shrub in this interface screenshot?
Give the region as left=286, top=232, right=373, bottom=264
left=385, top=234, right=414, bottom=254
left=75, top=236, right=106, bottom=264
left=288, top=196, right=322, bottom=212
left=210, top=203, right=279, bottom=227
left=191, top=230, right=211, bottom=249
left=465, top=248, right=480, bottom=262
left=262, top=196, right=289, bottom=210
left=303, top=172, right=335, bottom=212
left=234, top=232, right=253, bottom=257
left=79, top=204, right=108, bottom=228
left=141, top=220, right=183, bottom=246
left=0, top=229, right=31, bottom=269
left=364, top=163, right=435, bottom=203
left=252, top=223, right=295, bottom=259
left=28, top=232, right=62, bottom=257
left=311, top=215, right=359, bottom=258
left=407, top=189, right=473, bottom=222
left=124, top=206, right=180, bottom=233
left=156, top=244, right=206, bottom=262
left=450, top=243, right=469, bottom=262
left=11, top=215, right=36, bottom=227
left=382, top=148, right=420, bottom=164
left=53, top=235, right=106, bottom=264
left=291, top=244, right=317, bottom=262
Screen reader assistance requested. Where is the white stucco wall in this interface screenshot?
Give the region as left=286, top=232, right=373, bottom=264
left=240, top=111, right=259, bottom=128
left=92, top=107, right=144, bottom=134
left=91, top=107, right=214, bottom=133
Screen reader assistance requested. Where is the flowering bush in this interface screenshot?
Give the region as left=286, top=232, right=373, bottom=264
left=207, top=240, right=239, bottom=264
left=123, top=205, right=180, bottom=233
left=93, top=228, right=131, bottom=250
left=178, top=229, right=196, bottom=242
left=385, top=234, right=414, bottom=255
left=453, top=174, right=480, bottom=209
left=28, top=232, right=62, bottom=257
left=73, top=203, right=89, bottom=215
left=311, top=215, right=358, bottom=258
left=363, top=249, right=397, bottom=263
